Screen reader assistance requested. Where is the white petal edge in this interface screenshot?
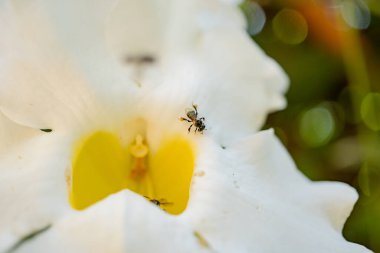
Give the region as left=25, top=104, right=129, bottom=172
left=179, top=129, right=372, bottom=253
left=13, top=191, right=211, bottom=253
left=0, top=111, right=38, bottom=154
left=0, top=133, right=72, bottom=252
left=3, top=129, right=372, bottom=253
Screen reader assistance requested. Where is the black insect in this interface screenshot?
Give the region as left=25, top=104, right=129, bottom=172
left=40, top=129, right=53, bottom=133
left=180, top=104, right=206, bottom=133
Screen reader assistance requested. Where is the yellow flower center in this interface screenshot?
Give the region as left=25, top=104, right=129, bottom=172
left=68, top=130, right=195, bottom=215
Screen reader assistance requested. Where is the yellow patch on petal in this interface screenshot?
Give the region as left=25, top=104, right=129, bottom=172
left=150, top=137, right=195, bottom=215
left=69, top=132, right=130, bottom=210
left=69, top=131, right=195, bottom=215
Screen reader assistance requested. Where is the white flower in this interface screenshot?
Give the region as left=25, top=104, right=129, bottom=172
left=0, top=0, right=371, bottom=253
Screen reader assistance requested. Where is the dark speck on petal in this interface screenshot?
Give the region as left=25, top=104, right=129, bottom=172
left=40, top=129, right=53, bottom=133
left=125, top=55, right=156, bottom=65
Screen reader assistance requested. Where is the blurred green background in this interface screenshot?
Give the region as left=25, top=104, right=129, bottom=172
left=241, top=0, right=380, bottom=252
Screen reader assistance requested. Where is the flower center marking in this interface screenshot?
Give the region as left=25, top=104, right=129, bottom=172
left=69, top=129, right=195, bottom=215
left=124, top=54, right=156, bottom=87
left=129, top=134, right=149, bottom=181
left=125, top=55, right=156, bottom=65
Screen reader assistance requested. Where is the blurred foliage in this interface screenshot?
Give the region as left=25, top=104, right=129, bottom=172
left=242, top=0, right=380, bottom=252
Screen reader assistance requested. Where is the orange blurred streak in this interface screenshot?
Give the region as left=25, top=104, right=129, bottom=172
left=296, top=1, right=343, bottom=54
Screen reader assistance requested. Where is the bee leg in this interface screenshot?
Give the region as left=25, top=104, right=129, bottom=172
left=188, top=124, right=193, bottom=133
left=195, top=127, right=198, bottom=133
left=180, top=117, right=191, bottom=122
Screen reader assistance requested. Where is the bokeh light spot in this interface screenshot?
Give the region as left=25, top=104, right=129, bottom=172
left=360, top=92, right=380, bottom=131
left=299, top=105, right=336, bottom=147
left=272, top=9, right=308, bottom=45
left=241, top=1, right=266, bottom=36
left=340, top=0, right=371, bottom=30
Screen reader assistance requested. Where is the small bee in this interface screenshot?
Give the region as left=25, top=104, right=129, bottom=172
left=144, top=196, right=173, bottom=209
left=180, top=103, right=206, bottom=133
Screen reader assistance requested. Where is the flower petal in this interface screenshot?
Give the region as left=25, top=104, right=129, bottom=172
left=1, top=0, right=286, bottom=145
left=12, top=191, right=210, bottom=253
left=193, top=30, right=288, bottom=145
left=180, top=130, right=372, bottom=253
left=106, top=0, right=245, bottom=61
left=0, top=0, right=137, bottom=129
left=0, top=111, right=38, bottom=154
left=140, top=24, right=288, bottom=146
left=0, top=133, right=71, bottom=252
